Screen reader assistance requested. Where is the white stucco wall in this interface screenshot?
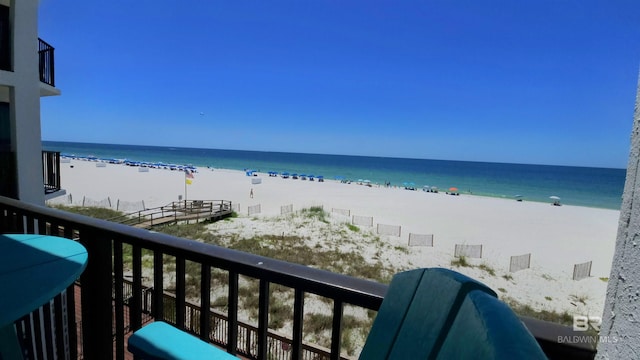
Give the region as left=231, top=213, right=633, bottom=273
left=597, top=77, right=640, bottom=358
left=0, top=0, right=45, bottom=205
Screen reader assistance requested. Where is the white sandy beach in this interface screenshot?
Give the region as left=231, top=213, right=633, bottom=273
left=51, top=159, right=621, bottom=319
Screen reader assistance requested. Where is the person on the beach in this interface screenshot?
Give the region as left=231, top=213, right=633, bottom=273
left=250, top=188, right=254, bottom=198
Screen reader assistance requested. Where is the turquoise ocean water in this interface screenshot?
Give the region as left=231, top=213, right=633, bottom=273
left=43, top=141, right=626, bottom=210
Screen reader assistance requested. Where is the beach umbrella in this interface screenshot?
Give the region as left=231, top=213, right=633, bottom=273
left=549, top=196, right=561, bottom=200
left=449, top=187, right=458, bottom=192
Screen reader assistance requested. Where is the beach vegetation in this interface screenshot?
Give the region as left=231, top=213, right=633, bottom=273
left=346, top=223, right=360, bottom=232
left=545, top=296, right=552, bottom=301
left=304, top=313, right=372, bottom=356
left=502, top=274, right=514, bottom=281
left=599, top=277, right=609, bottom=282
left=48, top=204, right=124, bottom=220
left=478, top=263, right=496, bottom=276
left=301, top=206, right=329, bottom=223
left=498, top=288, right=507, bottom=293
left=541, top=273, right=554, bottom=281
left=450, top=255, right=470, bottom=267
left=211, top=296, right=228, bottom=310
left=503, top=297, right=573, bottom=326
left=569, top=293, right=589, bottom=305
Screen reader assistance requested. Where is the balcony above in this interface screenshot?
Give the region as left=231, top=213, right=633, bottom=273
left=38, top=38, right=60, bottom=97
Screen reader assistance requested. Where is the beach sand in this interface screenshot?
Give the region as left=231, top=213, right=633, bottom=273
left=52, top=159, right=620, bottom=319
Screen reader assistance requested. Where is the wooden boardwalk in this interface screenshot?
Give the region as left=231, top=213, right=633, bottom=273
left=111, top=200, right=233, bottom=229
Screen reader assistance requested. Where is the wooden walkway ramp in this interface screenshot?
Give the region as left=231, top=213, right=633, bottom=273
left=111, top=200, right=233, bottom=229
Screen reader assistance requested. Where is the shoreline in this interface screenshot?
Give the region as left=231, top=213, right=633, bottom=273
left=46, top=144, right=625, bottom=210
left=50, top=158, right=620, bottom=318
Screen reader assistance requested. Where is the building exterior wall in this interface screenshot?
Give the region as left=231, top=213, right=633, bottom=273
left=597, top=77, right=640, bottom=358
left=0, top=0, right=47, bottom=205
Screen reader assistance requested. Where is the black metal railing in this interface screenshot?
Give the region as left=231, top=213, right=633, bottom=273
left=0, top=196, right=597, bottom=360
left=38, top=38, right=55, bottom=87
left=42, top=150, right=61, bottom=194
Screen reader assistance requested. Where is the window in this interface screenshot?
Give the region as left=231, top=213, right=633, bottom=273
left=0, top=5, right=10, bottom=71
left=0, top=102, right=16, bottom=198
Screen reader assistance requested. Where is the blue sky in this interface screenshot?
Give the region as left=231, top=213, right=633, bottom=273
left=38, top=1, right=639, bottom=168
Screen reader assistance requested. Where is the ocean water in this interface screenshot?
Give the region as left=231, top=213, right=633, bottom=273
left=42, top=141, right=626, bottom=210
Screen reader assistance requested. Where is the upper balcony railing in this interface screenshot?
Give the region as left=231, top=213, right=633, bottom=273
left=38, top=38, right=55, bottom=87
left=0, top=195, right=597, bottom=360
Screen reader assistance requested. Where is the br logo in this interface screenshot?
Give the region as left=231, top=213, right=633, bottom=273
left=573, top=315, right=602, bottom=332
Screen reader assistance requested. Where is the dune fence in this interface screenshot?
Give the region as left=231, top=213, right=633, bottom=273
left=331, top=208, right=350, bottom=217
left=247, top=204, right=261, bottom=216
left=81, top=196, right=112, bottom=208
left=573, top=261, right=592, bottom=281
left=408, top=233, right=434, bottom=247
left=352, top=215, right=374, bottom=227
left=377, top=224, right=401, bottom=237
left=454, top=244, right=483, bottom=258
left=509, top=253, right=532, bottom=272
left=281, top=204, right=294, bottom=215
left=116, top=199, right=146, bottom=212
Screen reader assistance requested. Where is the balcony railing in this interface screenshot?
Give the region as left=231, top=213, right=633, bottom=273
left=42, top=150, right=61, bottom=194
left=38, top=38, right=55, bottom=87
left=0, top=195, right=597, bottom=360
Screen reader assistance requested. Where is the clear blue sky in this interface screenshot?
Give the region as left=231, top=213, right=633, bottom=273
left=38, top=1, right=640, bottom=168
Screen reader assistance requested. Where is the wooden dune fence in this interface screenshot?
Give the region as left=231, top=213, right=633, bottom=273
left=352, top=215, right=373, bottom=227
left=408, top=233, right=434, bottom=247
left=573, top=261, right=592, bottom=280
left=377, top=224, right=401, bottom=237
left=247, top=204, right=261, bottom=216
left=509, top=253, right=532, bottom=272
left=281, top=204, right=293, bottom=215
left=454, top=244, right=483, bottom=258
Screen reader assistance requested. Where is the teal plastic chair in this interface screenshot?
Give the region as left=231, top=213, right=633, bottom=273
left=359, top=268, right=546, bottom=359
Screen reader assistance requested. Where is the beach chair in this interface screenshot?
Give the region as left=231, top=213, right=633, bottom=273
left=359, top=268, right=546, bottom=359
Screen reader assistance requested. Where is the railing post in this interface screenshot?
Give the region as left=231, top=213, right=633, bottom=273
left=292, top=289, right=304, bottom=360
left=330, top=300, right=344, bottom=360
left=227, top=272, right=239, bottom=355
left=257, top=280, right=270, bottom=359
left=79, top=230, right=113, bottom=359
